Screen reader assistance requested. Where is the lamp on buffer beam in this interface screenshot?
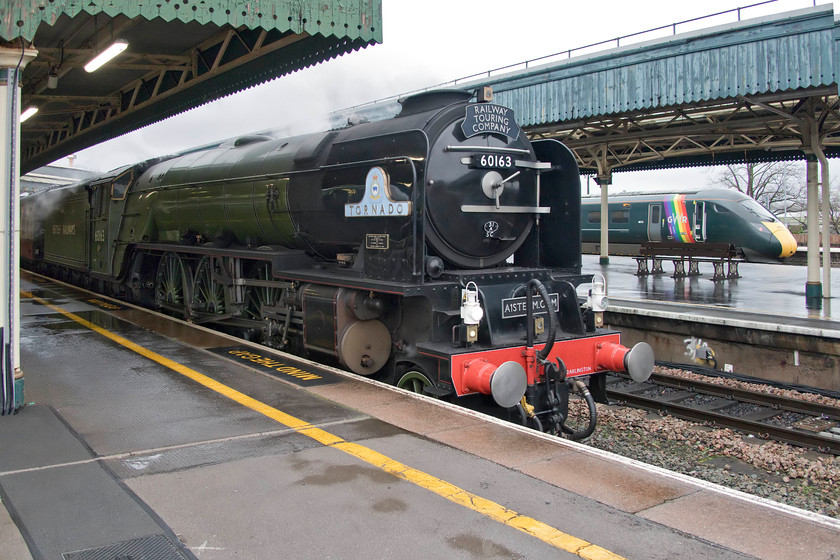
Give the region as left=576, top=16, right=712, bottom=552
left=84, top=40, right=128, bottom=73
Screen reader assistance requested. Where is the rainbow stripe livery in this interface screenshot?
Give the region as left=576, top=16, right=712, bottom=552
left=664, top=194, right=695, bottom=243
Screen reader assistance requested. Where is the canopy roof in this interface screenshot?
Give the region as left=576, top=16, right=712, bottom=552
left=3, top=1, right=382, bottom=172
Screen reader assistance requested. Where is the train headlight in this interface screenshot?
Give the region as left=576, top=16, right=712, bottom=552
left=590, top=274, right=608, bottom=313
left=460, top=281, right=484, bottom=343
left=579, top=274, right=607, bottom=327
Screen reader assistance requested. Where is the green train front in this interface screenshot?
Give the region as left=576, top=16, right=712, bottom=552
left=581, top=189, right=797, bottom=261
left=23, top=89, right=653, bottom=436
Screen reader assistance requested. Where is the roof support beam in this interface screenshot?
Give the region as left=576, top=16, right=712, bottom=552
left=21, top=26, right=310, bottom=167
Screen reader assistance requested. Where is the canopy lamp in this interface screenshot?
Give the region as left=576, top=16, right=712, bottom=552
left=84, top=40, right=128, bottom=73
left=20, top=106, right=38, bottom=122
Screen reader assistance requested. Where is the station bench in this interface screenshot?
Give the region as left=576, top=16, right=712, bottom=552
left=634, top=242, right=742, bottom=281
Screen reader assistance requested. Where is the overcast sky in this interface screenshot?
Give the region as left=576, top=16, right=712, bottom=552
left=65, top=0, right=828, bottom=192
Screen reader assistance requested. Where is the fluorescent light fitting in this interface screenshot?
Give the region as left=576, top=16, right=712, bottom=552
left=20, top=106, right=38, bottom=122
left=84, top=40, right=128, bottom=73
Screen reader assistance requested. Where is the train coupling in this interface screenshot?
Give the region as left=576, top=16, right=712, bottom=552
left=595, top=340, right=655, bottom=382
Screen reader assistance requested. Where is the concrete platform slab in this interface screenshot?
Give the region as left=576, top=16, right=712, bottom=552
left=0, top=406, right=91, bottom=471
left=640, top=488, right=840, bottom=560
left=518, top=450, right=699, bottom=513
left=425, top=422, right=574, bottom=469
left=0, top=407, right=188, bottom=560
left=125, top=434, right=752, bottom=560
left=0, top=498, right=32, bottom=560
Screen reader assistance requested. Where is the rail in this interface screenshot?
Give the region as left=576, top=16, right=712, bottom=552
left=606, top=371, right=840, bottom=454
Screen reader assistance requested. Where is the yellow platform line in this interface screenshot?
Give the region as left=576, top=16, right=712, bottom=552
left=22, top=289, right=625, bottom=560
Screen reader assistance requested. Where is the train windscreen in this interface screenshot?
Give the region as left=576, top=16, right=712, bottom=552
left=739, top=199, right=777, bottom=222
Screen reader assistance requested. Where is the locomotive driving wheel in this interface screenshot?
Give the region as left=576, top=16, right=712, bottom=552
left=191, top=256, right=228, bottom=320
left=244, top=262, right=279, bottom=321
left=396, top=368, right=435, bottom=396
left=154, top=252, right=193, bottom=317
left=244, top=261, right=285, bottom=346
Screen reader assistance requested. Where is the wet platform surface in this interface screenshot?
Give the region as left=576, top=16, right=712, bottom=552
left=583, top=254, right=840, bottom=336
left=2, top=272, right=840, bottom=559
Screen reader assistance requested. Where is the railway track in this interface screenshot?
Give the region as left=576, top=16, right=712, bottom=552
left=605, top=372, right=840, bottom=454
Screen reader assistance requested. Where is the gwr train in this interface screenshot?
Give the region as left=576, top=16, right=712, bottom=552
left=581, top=189, right=798, bottom=261
left=21, top=89, right=653, bottom=438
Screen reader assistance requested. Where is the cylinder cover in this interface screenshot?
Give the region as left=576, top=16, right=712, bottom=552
left=337, top=320, right=391, bottom=376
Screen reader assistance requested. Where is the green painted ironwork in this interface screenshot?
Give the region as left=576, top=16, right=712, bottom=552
left=2, top=0, right=382, bottom=43
left=13, top=378, right=23, bottom=410
left=483, top=6, right=836, bottom=128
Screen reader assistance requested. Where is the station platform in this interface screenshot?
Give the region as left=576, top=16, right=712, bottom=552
left=2, top=272, right=839, bottom=559
left=583, top=254, right=840, bottom=337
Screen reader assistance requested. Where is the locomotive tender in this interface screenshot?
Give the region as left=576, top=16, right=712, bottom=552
left=581, top=189, right=798, bottom=261
left=21, top=89, right=653, bottom=437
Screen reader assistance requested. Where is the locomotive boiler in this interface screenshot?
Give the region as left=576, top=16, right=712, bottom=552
left=21, top=88, right=653, bottom=437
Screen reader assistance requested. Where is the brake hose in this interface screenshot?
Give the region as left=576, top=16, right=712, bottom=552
left=561, top=379, right=597, bottom=441
left=528, top=279, right=556, bottom=361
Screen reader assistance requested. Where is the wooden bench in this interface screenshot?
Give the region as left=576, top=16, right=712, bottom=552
left=635, top=242, right=741, bottom=281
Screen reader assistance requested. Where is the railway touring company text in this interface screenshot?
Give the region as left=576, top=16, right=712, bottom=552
left=461, top=104, right=521, bottom=141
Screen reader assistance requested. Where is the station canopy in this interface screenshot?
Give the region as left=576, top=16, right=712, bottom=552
left=2, top=0, right=382, bottom=173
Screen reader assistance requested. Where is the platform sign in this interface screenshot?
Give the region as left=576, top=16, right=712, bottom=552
left=461, top=104, right=521, bottom=141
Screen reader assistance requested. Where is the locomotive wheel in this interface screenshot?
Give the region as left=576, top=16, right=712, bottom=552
left=396, top=369, right=434, bottom=395
left=191, top=256, right=227, bottom=317
left=244, top=262, right=279, bottom=321
left=244, top=262, right=284, bottom=346
left=154, top=252, right=193, bottom=317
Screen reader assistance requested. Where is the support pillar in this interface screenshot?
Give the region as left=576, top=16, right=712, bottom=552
left=596, top=172, right=612, bottom=265
left=0, top=44, right=38, bottom=415
left=814, top=143, right=831, bottom=299
left=805, top=156, right=823, bottom=305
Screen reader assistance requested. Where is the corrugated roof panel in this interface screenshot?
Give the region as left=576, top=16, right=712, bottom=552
left=2, top=0, right=382, bottom=42
left=487, top=6, right=836, bottom=127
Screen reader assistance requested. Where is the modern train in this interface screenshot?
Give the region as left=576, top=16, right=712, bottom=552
left=21, top=89, right=653, bottom=439
left=581, top=189, right=798, bottom=261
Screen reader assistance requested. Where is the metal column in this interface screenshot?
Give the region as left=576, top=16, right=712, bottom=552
left=816, top=149, right=831, bottom=299
left=595, top=144, right=612, bottom=265
left=597, top=173, right=611, bottom=265
left=0, top=45, right=38, bottom=415
left=805, top=157, right=822, bottom=303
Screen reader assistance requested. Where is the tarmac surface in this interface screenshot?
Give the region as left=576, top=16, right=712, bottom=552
left=1, top=271, right=840, bottom=559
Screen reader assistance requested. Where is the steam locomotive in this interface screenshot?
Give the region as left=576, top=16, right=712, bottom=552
left=21, top=89, right=653, bottom=438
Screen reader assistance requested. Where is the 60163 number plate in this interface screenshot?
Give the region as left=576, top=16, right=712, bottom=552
left=471, top=153, right=515, bottom=169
